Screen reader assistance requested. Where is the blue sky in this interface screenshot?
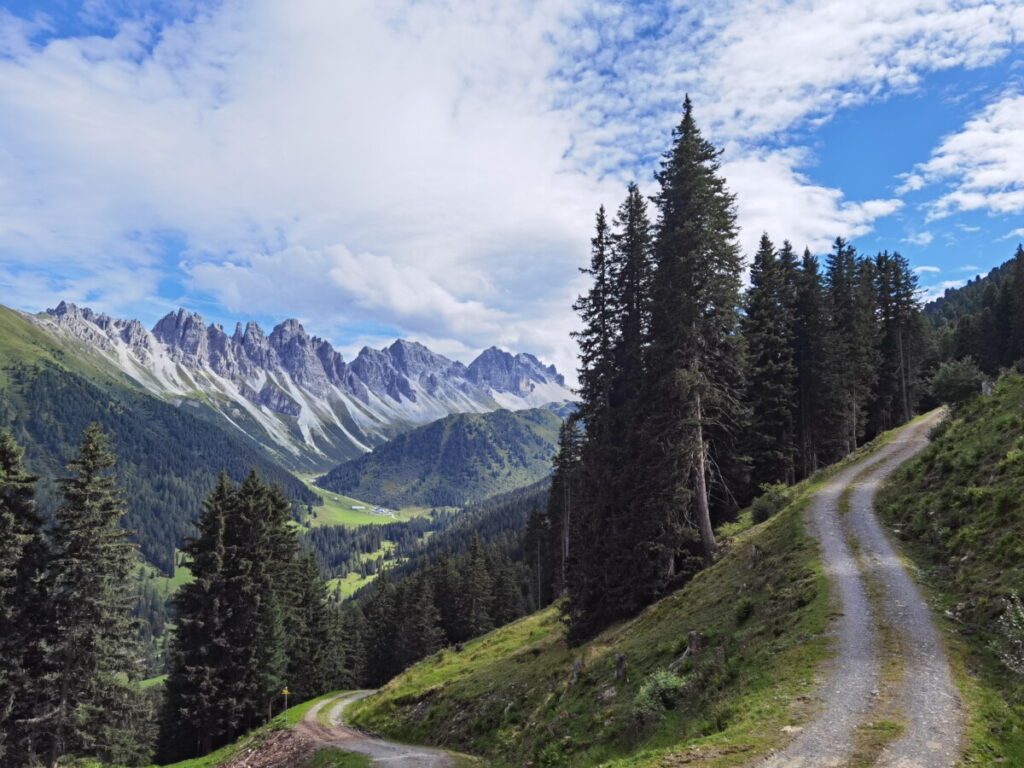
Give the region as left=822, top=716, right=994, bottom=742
left=1, top=1, right=1023, bottom=375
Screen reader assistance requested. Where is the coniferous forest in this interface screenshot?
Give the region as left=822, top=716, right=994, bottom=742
left=3, top=96, right=1023, bottom=767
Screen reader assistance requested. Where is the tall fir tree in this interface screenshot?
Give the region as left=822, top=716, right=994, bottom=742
left=824, top=238, right=879, bottom=455
left=742, top=233, right=797, bottom=488
left=44, top=424, right=148, bottom=768
left=792, top=249, right=832, bottom=477
left=163, top=473, right=233, bottom=759
left=0, top=431, right=47, bottom=766
left=643, top=95, right=745, bottom=565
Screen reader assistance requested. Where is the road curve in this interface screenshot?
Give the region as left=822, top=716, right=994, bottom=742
left=762, top=412, right=961, bottom=768
left=296, top=691, right=454, bottom=767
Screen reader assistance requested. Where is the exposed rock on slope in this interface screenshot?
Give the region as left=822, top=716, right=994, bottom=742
left=28, top=302, right=573, bottom=470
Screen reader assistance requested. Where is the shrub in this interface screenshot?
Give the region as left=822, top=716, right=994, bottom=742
left=930, top=358, right=984, bottom=407
left=631, top=669, right=688, bottom=724
left=734, top=596, right=755, bottom=624
left=751, top=483, right=789, bottom=523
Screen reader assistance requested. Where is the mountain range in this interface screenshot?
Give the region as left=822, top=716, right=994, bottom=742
left=34, top=302, right=574, bottom=471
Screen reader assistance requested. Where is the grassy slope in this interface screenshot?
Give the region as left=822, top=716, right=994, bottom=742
left=348, top=425, right=924, bottom=768
left=878, top=375, right=1024, bottom=763
left=296, top=475, right=435, bottom=527
left=350, top=490, right=832, bottom=766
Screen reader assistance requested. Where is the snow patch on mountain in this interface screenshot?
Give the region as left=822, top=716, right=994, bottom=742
left=28, top=302, right=575, bottom=470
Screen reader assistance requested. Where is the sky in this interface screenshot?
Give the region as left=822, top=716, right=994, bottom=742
left=1, top=0, right=1023, bottom=379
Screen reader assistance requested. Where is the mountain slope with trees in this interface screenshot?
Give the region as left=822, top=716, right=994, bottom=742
left=316, top=408, right=562, bottom=508
left=0, top=306, right=319, bottom=574
left=535, top=98, right=932, bottom=645
left=349, top=462, right=835, bottom=767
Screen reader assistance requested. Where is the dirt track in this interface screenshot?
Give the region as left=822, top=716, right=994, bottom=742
left=761, top=412, right=962, bottom=768
left=296, top=691, right=454, bottom=767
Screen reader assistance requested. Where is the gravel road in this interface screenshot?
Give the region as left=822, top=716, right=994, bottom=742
left=296, top=691, right=454, bottom=767
left=762, top=412, right=962, bottom=768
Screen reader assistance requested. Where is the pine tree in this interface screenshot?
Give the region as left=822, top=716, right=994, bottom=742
left=44, top=423, right=148, bottom=767
left=163, top=473, right=233, bottom=759
left=464, top=534, right=494, bottom=638
left=541, top=416, right=582, bottom=602
left=643, top=95, right=745, bottom=566
left=286, top=554, right=344, bottom=703
left=220, top=472, right=289, bottom=732
left=0, top=431, right=46, bottom=766
left=824, top=239, right=879, bottom=454
left=870, top=251, right=922, bottom=433
left=490, top=554, right=527, bottom=626
left=742, top=233, right=797, bottom=488
left=793, top=249, right=832, bottom=477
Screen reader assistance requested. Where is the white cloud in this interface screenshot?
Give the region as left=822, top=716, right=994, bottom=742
left=903, top=232, right=935, bottom=246
left=2, top=0, right=1024, bottom=372
left=1005, top=228, right=1024, bottom=239
left=914, top=265, right=941, bottom=274
left=959, top=264, right=981, bottom=272
left=722, top=149, right=902, bottom=256
left=908, top=92, right=1024, bottom=219
left=920, top=278, right=968, bottom=302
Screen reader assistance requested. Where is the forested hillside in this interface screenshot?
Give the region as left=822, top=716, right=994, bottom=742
left=531, top=99, right=934, bottom=644
left=926, top=244, right=1024, bottom=374
left=0, top=353, right=318, bottom=575
left=316, top=407, right=561, bottom=507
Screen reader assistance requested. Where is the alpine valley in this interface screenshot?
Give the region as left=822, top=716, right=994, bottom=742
left=0, top=301, right=573, bottom=572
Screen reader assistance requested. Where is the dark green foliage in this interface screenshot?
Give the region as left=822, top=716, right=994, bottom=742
left=44, top=424, right=152, bottom=766
left=163, top=472, right=348, bottom=761
left=793, top=249, right=832, bottom=477
left=870, top=251, right=930, bottom=435
left=823, top=238, right=880, bottom=455
left=357, top=520, right=536, bottom=686
left=930, top=358, right=985, bottom=407
left=743, top=234, right=797, bottom=488
left=566, top=97, right=745, bottom=643
left=927, top=245, right=1024, bottom=375
left=0, top=363, right=317, bottom=573
left=750, top=483, right=789, bottom=524
left=316, top=408, right=562, bottom=508
left=0, top=431, right=47, bottom=765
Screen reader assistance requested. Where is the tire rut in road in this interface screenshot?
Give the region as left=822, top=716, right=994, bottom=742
left=761, top=413, right=961, bottom=768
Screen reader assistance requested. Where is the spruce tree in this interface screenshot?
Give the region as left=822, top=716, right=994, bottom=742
left=742, top=234, right=797, bottom=488
left=163, top=473, right=233, bottom=759
left=0, top=431, right=46, bottom=766
left=792, top=249, right=832, bottom=477
left=464, top=533, right=494, bottom=638
left=643, top=95, right=745, bottom=566
left=220, top=472, right=289, bottom=732
left=287, top=553, right=344, bottom=703
left=824, top=238, right=879, bottom=454
left=45, top=423, right=148, bottom=767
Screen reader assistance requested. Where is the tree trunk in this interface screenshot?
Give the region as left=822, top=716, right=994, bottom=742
left=694, top=390, right=716, bottom=563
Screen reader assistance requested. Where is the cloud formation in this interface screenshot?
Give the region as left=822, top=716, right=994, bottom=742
left=0, top=1, right=1022, bottom=375
left=907, top=92, right=1024, bottom=219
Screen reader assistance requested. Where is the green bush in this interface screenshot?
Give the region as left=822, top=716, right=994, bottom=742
left=930, top=358, right=984, bottom=407
left=751, top=483, right=790, bottom=523
left=631, top=669, right=688, bottom=724
left=734, top=597, right=755, bottom=624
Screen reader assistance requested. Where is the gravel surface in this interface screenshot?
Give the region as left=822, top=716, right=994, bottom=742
left=845, top=413, right=962, bottom=768
left=296, top=692, right=455, bottom=767
left=762, top=413, right=961, bottom=768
